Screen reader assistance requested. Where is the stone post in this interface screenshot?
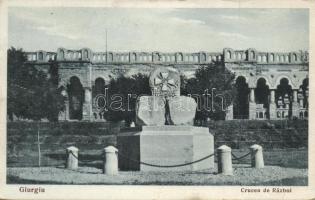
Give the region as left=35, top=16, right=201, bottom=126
left=250, top=144, right=264, bottom=168
left=292, top=90, right=299, bottom=118
left=82, top=87, right=93, bottom=121
left=130, top=122, right=135, bottom=127
left=66, top=146, right=78, bottom=170
left=269, top=90, right=277, bottom=119
left=217, top=145, right=233, bottom=175
left=103, top=146, right=118, bottom=175
left=249, top=88, right=256, bottom=119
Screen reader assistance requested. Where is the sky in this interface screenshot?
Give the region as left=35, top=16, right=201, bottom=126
left=8, top=8, right=309, bottom=52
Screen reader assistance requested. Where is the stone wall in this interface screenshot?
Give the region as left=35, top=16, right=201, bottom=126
left=24, top=47, right=309, bottom=121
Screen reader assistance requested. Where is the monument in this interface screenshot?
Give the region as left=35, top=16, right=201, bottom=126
left=117, top=67, right=214, bottom=171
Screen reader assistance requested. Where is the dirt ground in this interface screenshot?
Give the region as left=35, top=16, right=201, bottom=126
left=7, top=164, right=307, bottom=185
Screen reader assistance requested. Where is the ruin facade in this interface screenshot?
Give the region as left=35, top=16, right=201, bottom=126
left=25, top=48, right=309, bottom=121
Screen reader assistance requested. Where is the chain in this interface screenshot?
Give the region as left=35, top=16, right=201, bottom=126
left=118, top=151, right=215, bottom=168
left=231, top=149, right=257, bottom=161
left=68, top=150, right=103, bottom=164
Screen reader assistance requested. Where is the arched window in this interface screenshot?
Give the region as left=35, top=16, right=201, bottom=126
left=108, top=53, right=113, bottom=61
left=131, top=53, right=136, bottom=62
left=292, top=54, right=297, bottom=62
left=233, top=76, right=250, bottom=119
left=194, top=55, right=199, bottom=62
left=250, top=51, right=255, bottom=59
left=226, top=51, right=231, bottom=59
left=262, top=55, right=267, bottom=62
left=60, top=50, right=64, bottom=60
left=269, top=54, right=274, bottom=62
left=69, top=52, right=73, bottom=59
left=83, top=50, right=89, bottom=59
left=38, top=52, right=43, bottom=60
left=177, top=53, right=183, bottom=62
left=242, top=53, right=246, bottom=59
left=67, top=76, right=84, bottom=120
left=255, top=78, right=270, bottom=116
left=200, top=53, right=206, bottom=62
left=237, top=53, right=241, bottom=60
left=276, top=78, right=293, bottom=117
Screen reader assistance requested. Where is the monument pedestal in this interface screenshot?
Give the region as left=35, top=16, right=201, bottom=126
left=117, top=126, right=214, bottom=172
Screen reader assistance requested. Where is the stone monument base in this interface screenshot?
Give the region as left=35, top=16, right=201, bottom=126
left=117, top=126, right=214, bottom=172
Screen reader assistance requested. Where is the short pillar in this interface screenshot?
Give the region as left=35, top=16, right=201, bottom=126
left=130, top=121, right=135, bottom=127
left=217, top=145, right=233, bottom=175
left=103, top=146, right=118, bottom=175
left=250, top=144, right=264, bottom=169
left=66, top=146, right=78, bottom=170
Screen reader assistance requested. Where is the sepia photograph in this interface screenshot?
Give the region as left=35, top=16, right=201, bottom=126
left=1, top=0, right=314, bottom=199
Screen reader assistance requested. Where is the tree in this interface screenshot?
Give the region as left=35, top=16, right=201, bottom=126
left=7, top=47, right=65, bottom=121
left=106, top=73, right=151, bottom=124
left=183, top=61, right=236, bottom=120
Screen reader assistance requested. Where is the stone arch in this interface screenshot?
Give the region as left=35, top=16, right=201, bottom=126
left=292, top=53, right=297, bottom=62
left=38, top=52, right=44, bottom=60
left=249, top=51, right=255, bottom=60
left=93, top=77, right=106, bottom=110
left=226, top=51, right=231, bottom=59
left=275, top=75, right=294, bottom=88
left=148, top=55, right=153, bottom=62
left=108, top=53, right=113, bottom=61
left=177, top=53, right=183, bottom=62
left=60, top=50, right=65, bottom=60
left=276, top=77, right=293, bottom=118
left=67, top=76, right=84, bottom=120
left=298, top=78, right=309, bottom=108
left=255, top=76, right=271, bottom=87
left=280, top=55, right=284, bottom=62
left=233, top=76, right=250, bottom=119
left=200, top=53, right=206, bottom=62
left=189, top=55, right=194, bottom=62
left=237, top=53, right=242, bottom=60
left=235, top=75, right=249, bottom=85
left=83, top=50, right=89, bottom=59
left=269, top=54, right=274, bottom=62
left=255, top=78, right=270, bottom=116
left=242, top=53, right=246, bottom=59
left=131, top=53, right=136, bottom=62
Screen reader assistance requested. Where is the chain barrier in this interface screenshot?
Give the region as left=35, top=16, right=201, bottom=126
left=67, top=149, right=254, bottom=167
left=69, top=150, right=103, bottom=165
left=231, top=149, right=257, bottom=161
left=117, top=151, right=215, bottom=168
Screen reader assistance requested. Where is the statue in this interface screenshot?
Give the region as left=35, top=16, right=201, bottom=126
left=136, top=67, right=197, bottom=126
